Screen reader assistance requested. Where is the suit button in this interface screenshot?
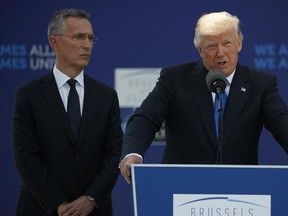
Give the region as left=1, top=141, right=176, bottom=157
left=75, top=156, right=80, bottom=162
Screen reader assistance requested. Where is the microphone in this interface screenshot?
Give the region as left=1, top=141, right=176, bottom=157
left=206, top=69, right=228, bottom=94
left=206, top=69, right=228, bottom=164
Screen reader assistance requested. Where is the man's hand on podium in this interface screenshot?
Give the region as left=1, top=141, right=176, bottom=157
left=119, top=155, right=143, bottom=184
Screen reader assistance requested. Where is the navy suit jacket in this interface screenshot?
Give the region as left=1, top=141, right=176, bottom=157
left=13, top=72, right=123, bottom=215
left=121, top=61, right=288, bottom=164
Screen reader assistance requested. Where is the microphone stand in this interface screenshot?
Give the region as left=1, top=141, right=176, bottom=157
left=215, top=91, right=224, bottom=164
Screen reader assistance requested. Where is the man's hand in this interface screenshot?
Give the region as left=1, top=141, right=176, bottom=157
left=119, top=155, right=142, bottom=184
left=57, top=202, right=69, bottom=216
left=57, top=195, right=95, bottom=216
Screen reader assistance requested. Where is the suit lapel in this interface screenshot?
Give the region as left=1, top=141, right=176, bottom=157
left=223, top=65, right=250, bottom=146
left=77, top=75, right=98, bottom=146
left=189, top=63, right=218, bottom=148
left=40, top=73, right=75, bottom=143
left=189, top=63, right=251, bottom=149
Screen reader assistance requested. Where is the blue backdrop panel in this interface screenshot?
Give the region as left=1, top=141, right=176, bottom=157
left=1, top=0, right=288, bottom=216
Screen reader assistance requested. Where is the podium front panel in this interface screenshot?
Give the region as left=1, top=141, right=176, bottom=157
left=131, top=164, right=288, bottom=216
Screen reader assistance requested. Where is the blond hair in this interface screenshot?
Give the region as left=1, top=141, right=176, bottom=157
left=194, top=11, right=243, bottom=48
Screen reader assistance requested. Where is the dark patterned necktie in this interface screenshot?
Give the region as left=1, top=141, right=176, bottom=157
left=67, top=79, right=81, bottom=140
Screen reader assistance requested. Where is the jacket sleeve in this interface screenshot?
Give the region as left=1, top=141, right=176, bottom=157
left=12, top=87, right=68, bottom=214
left=83, top=90, right=123, bottom=206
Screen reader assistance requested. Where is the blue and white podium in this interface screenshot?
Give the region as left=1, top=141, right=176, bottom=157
left=131, top=164, right=288, bottom=216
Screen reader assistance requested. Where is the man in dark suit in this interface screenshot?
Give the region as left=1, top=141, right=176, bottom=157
left=119, top=11, right=288, bottom=184
left=12, top=9, right=123, bottom=216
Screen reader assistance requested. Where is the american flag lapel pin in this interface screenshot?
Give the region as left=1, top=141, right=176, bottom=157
left=241, top=87, right=246, bottom=92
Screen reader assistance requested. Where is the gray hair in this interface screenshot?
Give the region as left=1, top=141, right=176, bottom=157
left=47, top=8, right=90, bottom=41
left=193, top=11, right=243, bottom=48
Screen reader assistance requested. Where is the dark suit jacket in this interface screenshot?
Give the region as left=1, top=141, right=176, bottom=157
left=13, top=72, right=123, bottom=216
left=121, top=61, right=288, bottom=164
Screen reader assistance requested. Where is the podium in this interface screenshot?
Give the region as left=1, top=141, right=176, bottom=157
left=131, top=164, right=288, bottom=216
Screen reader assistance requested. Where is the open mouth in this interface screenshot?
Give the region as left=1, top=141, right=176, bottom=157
left=217, top=61, right=227, bottom=67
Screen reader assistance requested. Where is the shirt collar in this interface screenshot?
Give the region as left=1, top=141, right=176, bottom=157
left=226, top=69, right=235, bottom=86
left=53, top=65, right=84, bottom=88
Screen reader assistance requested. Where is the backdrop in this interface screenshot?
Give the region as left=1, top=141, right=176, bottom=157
left=1, top=0, right=288, bottom=215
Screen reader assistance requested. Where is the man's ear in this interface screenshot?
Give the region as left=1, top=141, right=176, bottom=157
left=49, top=36, right=59, bottom=51
left=237, top=40, right=242, bottom=52
left=197, top=47, right=204, bottom=58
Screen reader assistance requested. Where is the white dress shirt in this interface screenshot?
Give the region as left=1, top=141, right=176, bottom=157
left=53, top=65, right=84, bottom=115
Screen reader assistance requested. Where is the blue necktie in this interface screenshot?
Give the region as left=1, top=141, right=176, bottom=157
left=214, top=91, right=227, bottom=136
left=67, top=79, right=81, bottom=140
